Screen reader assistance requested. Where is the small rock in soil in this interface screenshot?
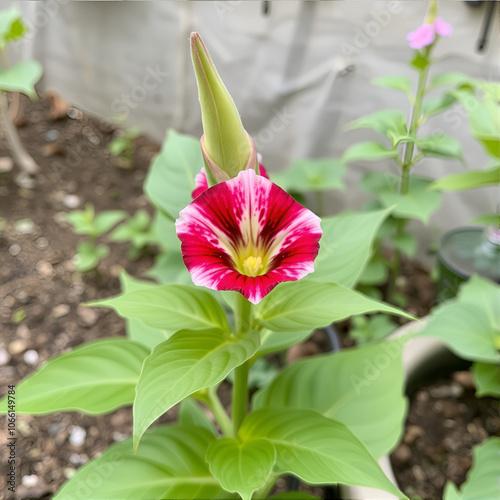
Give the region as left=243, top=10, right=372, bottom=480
left=0, top=156, right=13, bottom=173
left=9, top=339, right=27, bottom=354
left=63, top=194, right=81, bottom=209
left=9, top=243, right=21, bottom=256
left=36, top=260, right=55, bottom=278
left=69, top=426, right=86, bottom=446
left=392, top=443, right=412, bottom=464
left=22, top=474, right=39, bottom=487
left=429, top=382, right=463, bottom=399
left=53, top=304, right=70, bottom=318
left=453, top=371, right=475, bottom=389
left=14, top=218, right=35, bottom=234
left=69, top=453, right=88, bottom=466
left=35, top=236, right=49, bottom=249
left=44, top=129, right=60, bottom=142
left=4, top=295, right=15, bottom=307
left=67, top=107, right=83, bottom=120
left=16, top=324, right=31, bottom=339
left=0, top=347, right=11, bottom=365
left=404, top=424, right=425, bottom=445
left=77, top=305, right=98, bottom=326
left=23, top=349, right=39, bottom=365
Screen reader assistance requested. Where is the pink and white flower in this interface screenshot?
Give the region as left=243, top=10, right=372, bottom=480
left=177, top=169, right=322, bottom=304
left=406, top=17, right=452, bottom=49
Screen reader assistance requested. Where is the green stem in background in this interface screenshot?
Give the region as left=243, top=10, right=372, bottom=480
left=231, top=292, right=252, bottom=436
left=387, top=48, right=431, bottom=304
left=207, top=385, right=233, bottom=437
left=315, top=190, right=324, bottom=217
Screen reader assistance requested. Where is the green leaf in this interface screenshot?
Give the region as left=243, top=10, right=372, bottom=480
left=393, top=231, right=417, bottom=258
left=429, top=72, right=470, bottom=89
left=349, top=314, right=396, bottom=345
left=90, top=284, right=231, bottom=334
left=240, top=408, right=402, bottom=497
left=345, top=110, right=407, bottom=145
left=444, top=438, right=500, bottom=500
left=417, top=276, right=500, bottom=364
left=470, top=213, right=500, bottom=226
left=410, top=52, right=430, bottom=70
left=372, top=76, right=413, bottom=99
left=144, top=130, right=203, bottom=219
left=0, top=339, right=148, bottom=415
left=421, top=93, right=457, bottom=120
left=0, top=7, right=25, bottom=47
left=357, top=257, right=388, bottom=286
left=431, top=166, right=500, bottom=191
left=150, top=209, right=181, bottom=251
left=0, top=60, right=42, bottom=99
left=145, top=251, right=193, bottom=286
left=93, top=210, right=127, bottom=236
left=75, top=241, right=108, bottom=272
left=270, top=493, right=321, bottom=500
left=258, top=329, right=312, bottom=356
left=362, top=173, right=442, bottom=224
left=271, top=158, right=346, bottom=192
left=472, top=362, right=500, bottom=398
left=54, top=424, right=221, bottom=499
left=253, top=339, right=407, bottom=458
left=179, top=398, right=217, bottom=436
left=342, top=141, right=399, bottom=164
left=416, top=134, right=464, bottom=161
left=255, top=280, right=413, bottom=332
left=311, top=208, right=392, bottom=287
left=133, top=328, right=260, bottom=451
left=206, top=437, right=276, bottom=500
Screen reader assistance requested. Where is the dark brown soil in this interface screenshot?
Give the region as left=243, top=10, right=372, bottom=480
left=391, top=371, right=500, bottom=500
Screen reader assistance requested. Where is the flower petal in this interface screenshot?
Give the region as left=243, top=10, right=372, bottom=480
left=434, top=17, right=452, bottom=37
left=177, top=169, right=322, bottom=304
left=406, top=24, right=435, bottom=49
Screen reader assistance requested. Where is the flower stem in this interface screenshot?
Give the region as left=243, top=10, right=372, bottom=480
left=387, top=50, right=430, bottom=304
left=207, top=385, right=233, bottom=437
left=231, top=292, right=252, bottom=435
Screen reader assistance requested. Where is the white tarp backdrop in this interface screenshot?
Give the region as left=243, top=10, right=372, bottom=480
left=5, top=0, right=500, bottom=265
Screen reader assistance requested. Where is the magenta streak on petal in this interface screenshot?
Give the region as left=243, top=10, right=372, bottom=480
left=177, top=169, right=322, bottom=304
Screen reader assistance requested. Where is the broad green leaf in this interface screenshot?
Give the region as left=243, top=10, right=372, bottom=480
left=75, top=241, right=108, bottom=272
left=345, top=110, right=407, bottom=145
left=90, top=284, right=231, bottom=333
left=417, top=276, right=500, bottom=364
left=240, top=409, right=402, bottom=497
left=179, top=398, right=217, bottom=436
left=133, top=328, right=260, bottom=451
left=393, top=231, right=417, bottom=258
left=357, top=257, right=388, bottom=286
left=270, top=494, right=321, bottom=500
left=431, top=166, right=499, bottom=191
left=429, top=72, right=470, bottom=89
left=93, top=210, right=127, bottom=236
left=145, top=251, right=192, bottom=285
left=150, top=209, right=181, bottom=251
left=311, top=208, right=392, bottom=287
left=144, top=130, right=203, bottom=219
left=258, top=328, right=312, bottom=355
left=342, top=141, right=399, bottom=164
left=472, top=362, right=500, bottom=398
left=410, top=52, right=430, bottom=70
left=0, top=7, right=25, bottom=47
left=444, top=438, right=500, bottom=500
left=206, top=437, right=276, bottom=500
left=0, top=60, right=42, bottom=99
left=416, top=134, right=464, bottom=161
left=362, top=173, right=442, bottom=223
left=54, top=424, right=221, bottom=499
left=470, top=213, right=500, bottom=226
left=349, top=314, right=396, bottom=345
left=255, top=280, right=413, bottom=332
left=0, top=339, right=148, bottom=415
left=421, top=93, right=457, bottom=120
left=271, top=158, right=346, bottom=192
left=253, top=339, right=407, bottom=458
left=372, top=76, right=413, bottom=99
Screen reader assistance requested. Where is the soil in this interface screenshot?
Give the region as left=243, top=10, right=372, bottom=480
left=0, top=93, right=485, bottom=500
left=391, top=370, right=500, bottom=500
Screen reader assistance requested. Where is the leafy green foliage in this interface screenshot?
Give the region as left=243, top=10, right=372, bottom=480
left=74, top=241, right=109, bottom=272
left=342, top=141, right=399, bottom=163
left=206, top=437, right=275, bottom=500
left=0, top=60, right=43, bottom=99
left=443, top=438, right=500, bottom=500
left=144, top=130, right=203, bottom=220
left=429, top=72, right=470, bottom=90
left=311, top=208, right=392, bottom=287
left=54, top=424, right=222, bottom=499
left=361, top=172, right=442, bottom=224
left=108, top=125, right=140, bottom=160
left=90, top=283, right=231, bottom=334
left=133, top=328, right=260, bottom=451
left=421, top=93, right=456, bottom=120
left=349, top=314, right=396, bottom=345
left=415, top=134, right=463, bottom=161
left=0, top=339, right=148, bottom=415
left=345, top=109, right=407, bottom=145
left=253, top=339, right=407, bottom=458
left=240, top=409, right=402, bottom=497
left=178, top=398, right=217, bottom=436
left=431, top=165, right=499, bottom=191
left=271, top=158, right=346, bottom=192
left=470, top=213, right=500, bottom=226
left=471, top=362, right=500, bottom=398
left=65, top=204, right=126, bottom=239
left=110, top=209, right=155, bottom=258
left=417, top=276, right=500, bottom=364
left=255, top=280, right=413, bottom=332
left=372, top=76, right=413, bottom=100
left=258, top=329, right=312, bottom=356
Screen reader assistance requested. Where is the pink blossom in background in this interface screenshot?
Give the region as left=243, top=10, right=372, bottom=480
left=406, top=17, right=452, bottom=49
left=178, top=169, right=322, bottom=304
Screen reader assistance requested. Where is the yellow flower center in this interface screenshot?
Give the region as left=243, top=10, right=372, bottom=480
left=242, top=256, right=265, bottom=277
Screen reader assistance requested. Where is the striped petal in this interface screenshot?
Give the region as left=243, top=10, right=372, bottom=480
left=177, top=169, right=322, bottom=304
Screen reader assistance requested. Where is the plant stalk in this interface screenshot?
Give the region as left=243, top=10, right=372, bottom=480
left=207, top=386, right=233, bottom=437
